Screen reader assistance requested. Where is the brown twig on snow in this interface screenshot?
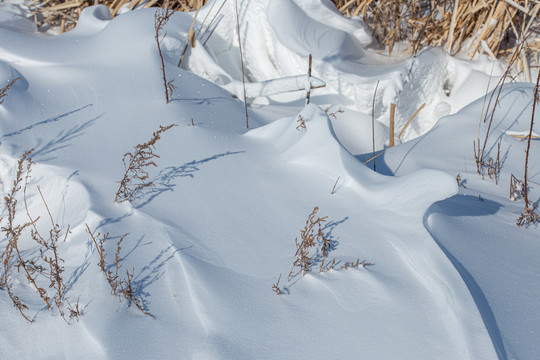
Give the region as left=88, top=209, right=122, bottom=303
left=0, top=77, right=21, bottom=105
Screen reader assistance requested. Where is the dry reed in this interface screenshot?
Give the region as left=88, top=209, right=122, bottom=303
left=27, top=0, right=208, bottom=33
left=331, top=0, right=539, bottom=69
left=516, top=70, right=540, bottom=227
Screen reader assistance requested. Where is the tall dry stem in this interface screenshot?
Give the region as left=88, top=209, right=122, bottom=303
left=517, top=71, right=540, bottom=227
left=155, top=7, right=176, bottom=103
left=0, top=77, right=20, bottom=105
left=234, top=0, right=249, bottom=128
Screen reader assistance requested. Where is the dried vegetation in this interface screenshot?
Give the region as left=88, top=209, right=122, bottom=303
left=273, top=207, right=370, bottom=295
left=86, top=225, right=152, bottom=316
left=332, top=0, right=539, bottom=72
left=27, top=0, right=207, bottom=33
left=115, top=124, right=177, bottom=203
left=0, top=151, right=82, bottom=323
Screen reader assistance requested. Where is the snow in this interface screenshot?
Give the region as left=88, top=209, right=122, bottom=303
left=0, top=0, right=539, bottom=359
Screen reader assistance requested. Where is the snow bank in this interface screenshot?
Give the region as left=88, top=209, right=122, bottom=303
left=0, top=1, right=537, bottom=359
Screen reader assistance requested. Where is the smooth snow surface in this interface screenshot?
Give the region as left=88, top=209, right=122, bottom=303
left=0, top=1, right=538, bottom=359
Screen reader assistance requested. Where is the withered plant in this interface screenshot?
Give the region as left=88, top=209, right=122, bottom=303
left=274, top=207, right=371, bottom=295
left=474, top=25, right=540, bottom=182
left=0, top=150, right=81, bottom=323
left=332, top=0, right=539, bottom=69
left=115, top=124, right=177, bottom=203
left=325, top=107, right=345, bottom=120
left=456, top=173, right=466, bottom=188
left=1, top=150, right=41, bottom=322
left=331, top=177, right=341, bottom=195
left=272, top=273, right=285, bottom=295
left=517, top=71, right=540, bottom=227
left=474, top=137, right=502, bottom=184
left=0, top=77, right=20, bottom=105
left=155, top=6, right=176, bottom=104
left=86, top=224, right=152, bottom=317
left=26, top=0, right=207, bottom=34
left=288, top=207, right=329, bottom=280
left=510, top=174, right=524, bottom=201
left=296, top=115, right=307, bottom=132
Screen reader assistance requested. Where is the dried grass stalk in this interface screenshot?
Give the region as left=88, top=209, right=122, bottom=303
left=29, top=0, right=208, bottom=33
left=86, top=224, right=152, bottom=316
left=115, top=124, right=177, bottom=203
left=331, top=0, right=539, bottom=66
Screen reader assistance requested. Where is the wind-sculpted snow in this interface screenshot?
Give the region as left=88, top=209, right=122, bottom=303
left=0, top=1, right=537, bottom=359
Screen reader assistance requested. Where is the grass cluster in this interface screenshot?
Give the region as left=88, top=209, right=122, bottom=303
left=0, top=150, right=82, bottom=323
left=25, top=0, right=207, bottom=33
left=0, top=117, right=174, bottom=323
left=332, top=0, right=539, bottom=72
left=273, top=207, right=370, bottom=295
left=86, top=225, right=152, bottom=317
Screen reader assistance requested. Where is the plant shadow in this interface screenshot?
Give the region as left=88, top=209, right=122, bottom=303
left=135, top=151, right=245, bottom=208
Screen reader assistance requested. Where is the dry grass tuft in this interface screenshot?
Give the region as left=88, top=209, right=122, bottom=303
left=1, top=150, right=40, bottom=322
left=86, top=224, right=152, bottom=316
left=296, top=115, right=307, bottom=131
left=510, top=174, right=524, bottom=201
left=115, top=124, right=177, bottom=203
left=0, top=150, right=82, bottom=323
left=332, top=0, right=539, bottom=70
left=474, top=138, right=502, bottom=184
left=287, top=206, right=329, bottom=280
left=27, top=0, right=208, bottom=34
left=0, top=78, right=21, bottom=105
left=273, top=207, right=370, bottom=295
left=272, top=273, right=285, bottom=295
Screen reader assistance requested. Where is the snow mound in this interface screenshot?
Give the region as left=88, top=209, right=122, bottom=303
left=248, top=103, right=457, bottom=211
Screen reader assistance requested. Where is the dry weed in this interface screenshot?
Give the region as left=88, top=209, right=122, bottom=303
left=272, top=273, right=285, bottom=295
left=332, top=0, right=539, bottom=68
left=287, top=207, right=329, bottom=280
left=0, top=150, right=81, bottom=323
left=296, top=115, right=306, bottom=132
left=474, top=138, right=502, bottom=184
left=274, top=207, right=370, bottom=295
left=27, top=0, right=208, bottom=34
left=86, top=224, right=152, bottom=316
left=517, top=70, right=540, bottom=227
left=456, top=173, right=467, bottom=188
left=155, top=6, right=176, bottom=104
left=325, top=107, right=345, bottom=120
left=115, top=124, right=177, bottom=203
left=0, top=78, right=20, bottom=105
left=1, top=150, right=39, bottom=322
left=510, top=174, right=524, bottom=201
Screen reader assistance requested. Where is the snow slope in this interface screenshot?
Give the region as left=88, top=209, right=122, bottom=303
left=0, top=1, right=538, bottom=359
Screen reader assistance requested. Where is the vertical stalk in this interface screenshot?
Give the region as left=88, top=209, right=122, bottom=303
left=389, top=103, right=396, bottom=147
left=306, top=54, right=312, bottom=105
left=523, top=71, right=540, bottom=209
left=371, top=80, right=379, bottom=171
left=235, top=0, right=249, bottom=128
